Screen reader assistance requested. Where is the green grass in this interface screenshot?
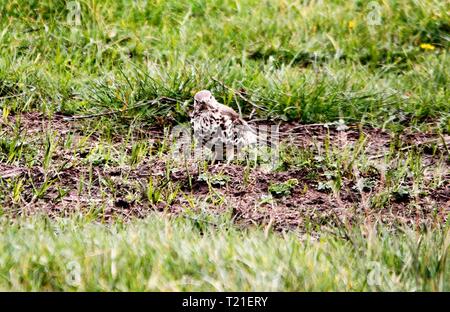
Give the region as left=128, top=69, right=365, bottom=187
left=0, top=215, right=448, bottom=291
left=0, top=0, right=449, bottom=291
left=1, top=0, right=448, bottom=127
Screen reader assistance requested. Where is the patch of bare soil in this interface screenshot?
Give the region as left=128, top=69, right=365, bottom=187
left=0, top=112, right=449, bottom=232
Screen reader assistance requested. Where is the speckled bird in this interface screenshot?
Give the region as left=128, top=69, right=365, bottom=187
left=190, top=90, right=257, bottom=159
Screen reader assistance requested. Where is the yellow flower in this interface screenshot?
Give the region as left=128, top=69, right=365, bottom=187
left=348, top=20, right=356, bottom=29
left=420, top=43, right=436, bottom=51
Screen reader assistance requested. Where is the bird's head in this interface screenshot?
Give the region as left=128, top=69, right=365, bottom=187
left=193, top=90, right=215, bottom=111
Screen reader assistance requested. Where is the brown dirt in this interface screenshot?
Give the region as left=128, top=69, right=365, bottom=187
left=0, top=112, right=449, bottom=232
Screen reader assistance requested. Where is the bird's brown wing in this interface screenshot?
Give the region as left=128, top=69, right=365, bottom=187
left=216, top=103, right=240, bottom=120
